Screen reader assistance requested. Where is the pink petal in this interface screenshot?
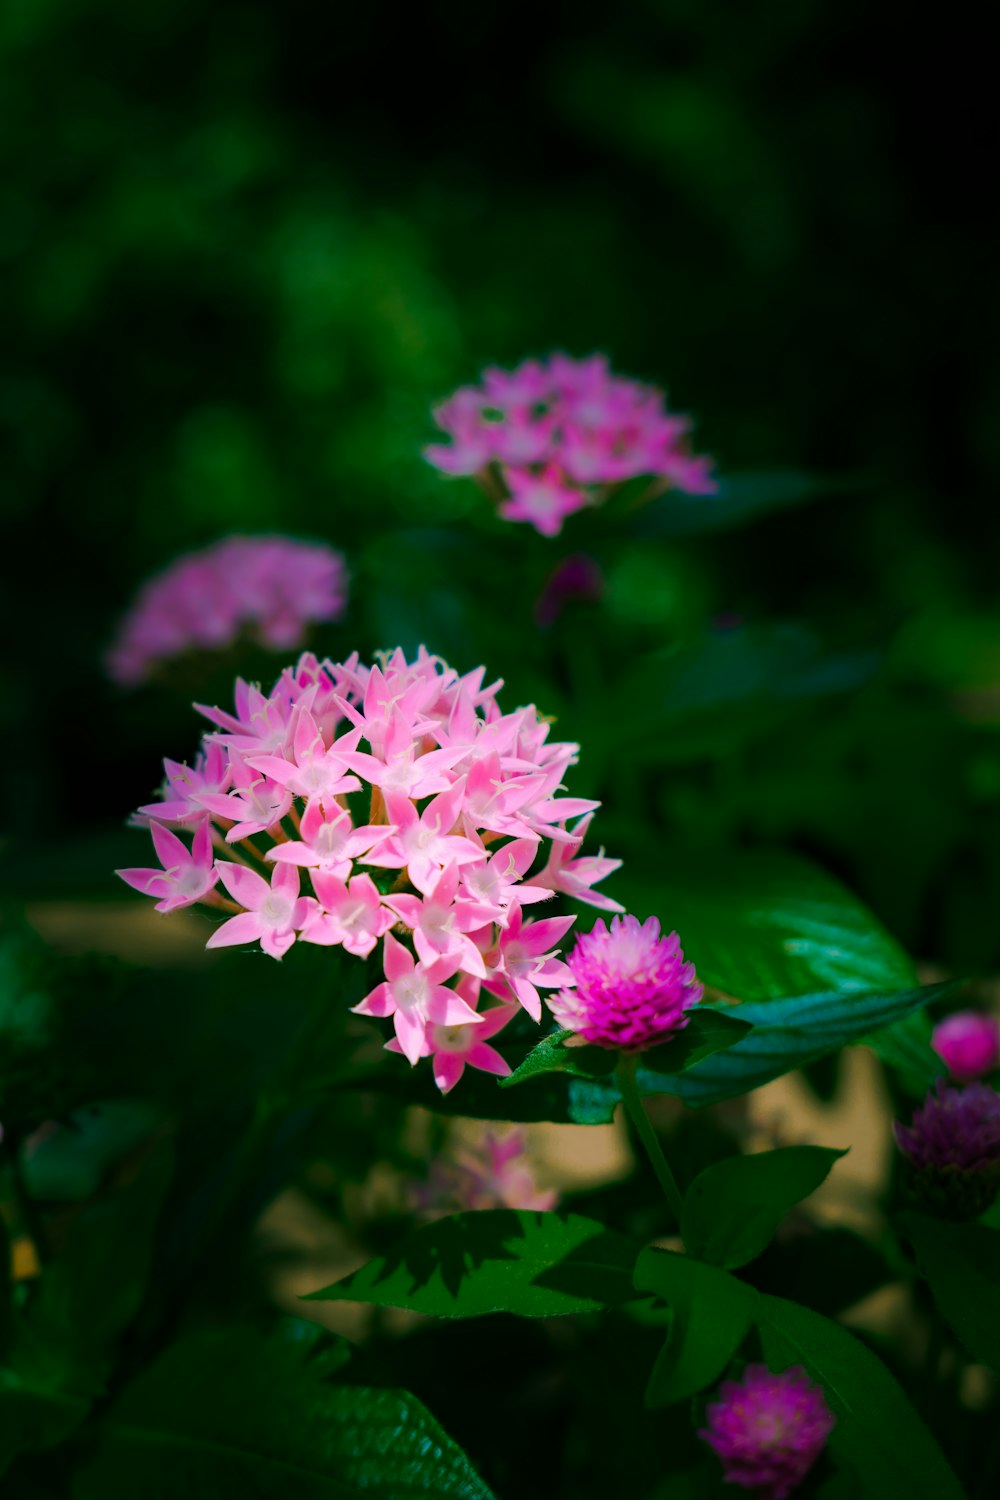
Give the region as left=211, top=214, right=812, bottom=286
left=150, top=821, right=189, bottom=869
left=393, top=1005, right=428, bottom=1066
left=215, top=860, right=270, bottom=909
left=432, top=1053, right=466, bottom=1094
left=382, top=930, right=413, bottom=983
left=465, top=1042, right=512, bottom=1077
left=205, top=912, right=264, bottom=949
left=352, top=981, right=393, bottom=1018
left=426, top=987, right=483, bottom=1027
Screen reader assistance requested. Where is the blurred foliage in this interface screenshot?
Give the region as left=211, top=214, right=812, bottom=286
left=2, top=0, right=999, bottom=972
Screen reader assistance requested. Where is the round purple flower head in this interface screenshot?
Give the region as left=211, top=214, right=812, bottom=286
left=546, top=913, right=702, bottom=1050
left=894, top=1080, right=1000, bottom=1218
left=932, top=1011, right=1000, bottom=1084
left=699, top=1364, right=835, bottom=1500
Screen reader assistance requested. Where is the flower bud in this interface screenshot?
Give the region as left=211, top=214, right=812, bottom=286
left=932, top=1011, right=1000, bottom=1084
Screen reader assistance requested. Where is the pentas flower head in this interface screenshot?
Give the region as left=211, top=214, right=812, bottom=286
left=699, top=1364, right=835, bottom=1500
left=546, top=913, right=701, bottom=1050
left=425, top=352, right=716, bottom=537
left=106, top=535, right=348, bottom=686
left=894, top=1080, right=1000, bottom=1218
left=932, top=1011, right=1000, bottom=1084
left=411, top=1127, right=558, bottom=1214
left=118, top=647, right=618, bottom=1092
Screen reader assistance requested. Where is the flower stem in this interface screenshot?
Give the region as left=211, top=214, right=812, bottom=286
left=616, top=1054, right=685, bottom=1229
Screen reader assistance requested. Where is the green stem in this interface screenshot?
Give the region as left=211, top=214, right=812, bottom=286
left=616, top=1054, right=685, bottom=1230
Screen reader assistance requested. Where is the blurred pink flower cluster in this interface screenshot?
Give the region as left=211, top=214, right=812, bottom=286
left=118, top=647, right=621, bottom=1091
left=410, top=1128, right=558, bottom=1214
left=425, top=352, right=716, bottom=536
left=106, top=535, right=348, bottom=686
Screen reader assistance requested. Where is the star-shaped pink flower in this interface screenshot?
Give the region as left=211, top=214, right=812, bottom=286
left=206, top=861, right=312, bottom=960
left=300, top=871, right=393, bottom=958
left=116, top=821, right=219, bottom=913
left=388, top=977, right=519, bottom=1093
left=353, top=932, right=480, bottom=1065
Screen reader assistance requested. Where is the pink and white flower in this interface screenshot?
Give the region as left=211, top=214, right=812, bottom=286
left=116, top=821, right=219, bottom=913
left=352, top=932, right=480, bottom=1065
left=207, top=861, right=311, bottom=960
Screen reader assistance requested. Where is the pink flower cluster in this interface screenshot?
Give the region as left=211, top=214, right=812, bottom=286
left=547, top=914, right=702, bottom=1050
left=107, top=535, right=349, bottom=686
left=117, top=648, right=622, bottom=1090
left=699, top=1364, right=835, bottom=1500
left=425, top=353, right=716, bottom=536
left=411, top=1128, right=558, bottom=1214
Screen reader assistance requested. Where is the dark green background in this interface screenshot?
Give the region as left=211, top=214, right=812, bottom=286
left=2, top=0, right=999, bottom=969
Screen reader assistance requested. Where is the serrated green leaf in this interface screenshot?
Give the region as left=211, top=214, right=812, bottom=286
left=502, top=1009, right=750, bottom=1094
left=501, top=1029, right=618, bottom=1088
left=72, top=1321, right=495, bottom=1499
left=756, top=1292, right=964, bottom=1500
left=682, top=1146, right=846, bottom=1268
left=902, top=1213, right=1000, bottom=1373
left=633, top=1248, right=756, bottom=1407
left=305, top=1210, right=639, bottom=1318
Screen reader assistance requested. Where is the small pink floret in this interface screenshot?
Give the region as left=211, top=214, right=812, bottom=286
left=546, top=913, right=701, bottom=1050
left=932, top=1011, right=1000, bottom=1083
left=699, top=1364, right=835, bottom=1500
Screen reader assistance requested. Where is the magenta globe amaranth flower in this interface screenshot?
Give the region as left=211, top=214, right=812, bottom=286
left=699, top=1364, right=835, bottom=1500
left=894, top=1080, right=1000, bottom=1218
left=546, top=914, right=702, bottom=1050
left=932, top=1011, right=1000, bottom=1084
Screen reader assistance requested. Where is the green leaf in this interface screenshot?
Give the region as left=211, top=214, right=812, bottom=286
left=659, top=982, right=953, bottom=1109
left=21, top=1100, right=166, bottom=1203
left=617, top=850, right=917, bottom=1002
left=633, top=1248, right=756, bottom=1407
left=305, top=1210, right=639, bottom=1318
left=636, top=470, right=855, bottom=538
left=0, top=1142, right=173, bottom=1477
left=0, top=1361, right=91, bottom=1478
left=24, top=1139, right=173, bottom=1376
left=902, top=1213, right=1000, bottom=1373
left=502, top=1009, right=750, bottom=1091
left=614, top=625, right=876, bottom=765
left=501, top=1029, right=618, bottom=1087
left=756, top=1292, right=965, bottom=1500
left=614, top=850, right=942, bottom=1093
left=682, top=1146, right=846, bottom=1268
left=72, top=1321, right=496, bottom=1499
